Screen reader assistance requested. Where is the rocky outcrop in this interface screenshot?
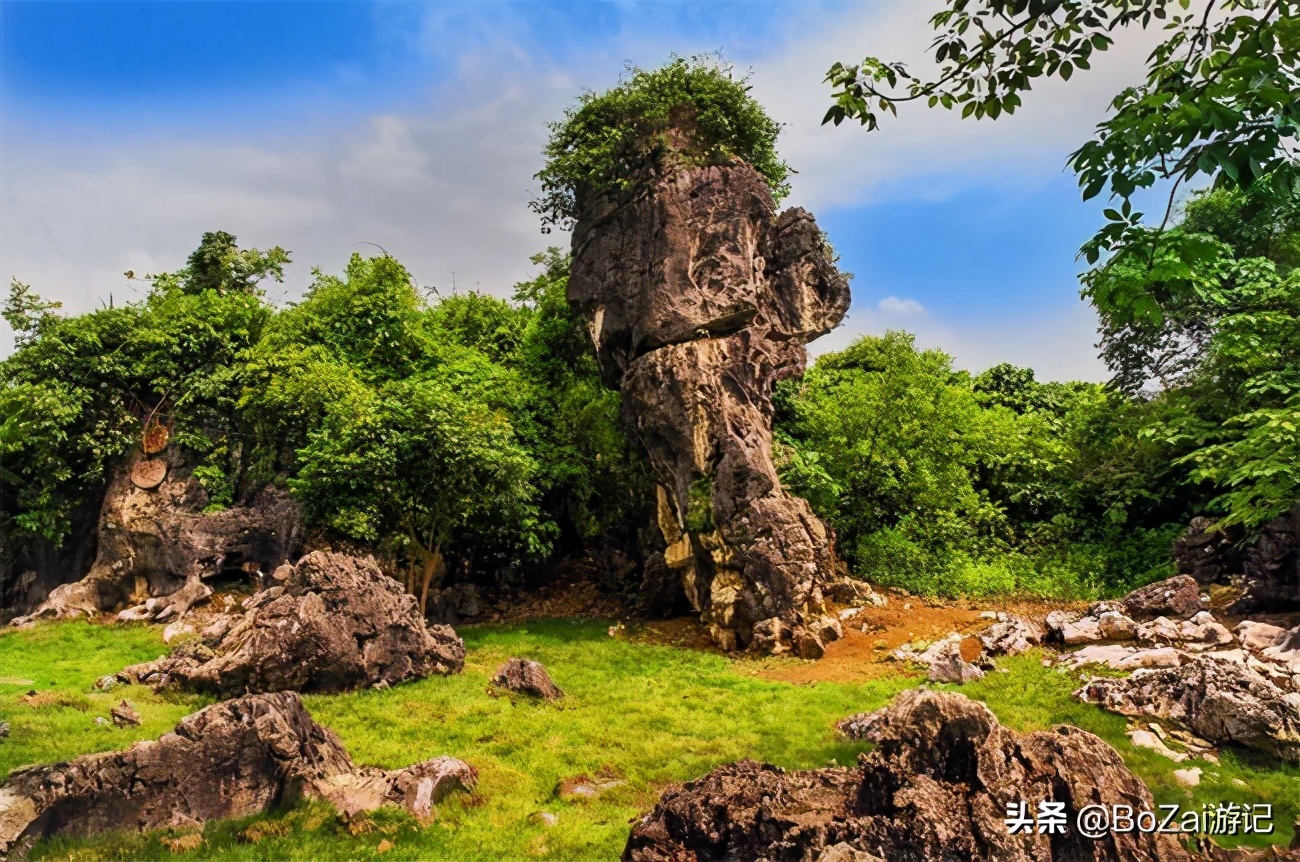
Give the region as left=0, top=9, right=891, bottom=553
left=569, top=153, right=851, bottom=656
left=625, top=690, right=1188, bottom=861
left=978, top=613, right=1047, bottom=657
left=1172, top=512, right=1300, bottom=613
left=0, top=692, right=475, bottom=856
left=1237, top=510, right=1300, bottom=613
left=1077, top=654, right=1300, bottom=763
left=490, top=658, right=564, bottom=700
left=12, top=453, right=300, bottom=626
left=1121, top=575, right=1203, bottom=620
left=116, top=551, right=464, bottom=696
left=1173, top=517, right=1242, bottom=585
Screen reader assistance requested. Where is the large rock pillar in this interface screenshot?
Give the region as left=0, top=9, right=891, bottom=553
left=569, top=160, right=850, bottom=655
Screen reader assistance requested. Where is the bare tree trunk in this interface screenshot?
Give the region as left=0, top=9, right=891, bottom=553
left=418, top=546, right=445, bottom=618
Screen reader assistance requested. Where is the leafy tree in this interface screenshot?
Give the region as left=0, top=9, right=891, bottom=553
left=533, top=55, right=789, bottom=231
left=824, top=1, right=1299, bottom=263
left=1, top=233, right=282, bottom=541
left=290, top=376, right=544, bottom=614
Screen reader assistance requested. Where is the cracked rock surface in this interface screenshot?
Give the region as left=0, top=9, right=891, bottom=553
left=117, top=551, right=464, bottom=696
left=569, top=155, right=850, bottom=656
left=0, top=692, right=475, bottom=856
left=625, top=689, right=1187, bottom=862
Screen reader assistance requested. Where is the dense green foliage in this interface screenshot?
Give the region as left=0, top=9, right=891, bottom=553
left=1, top=231, right=284, bottom=539
left=1086, top=176, right=1300, bottom=530
left=6, top=619, right=1295, bottom=858
left=532, top=56, right=789, bottom=230
left=1, top=240, right=647, bottom=604
left=776, top=332, right=1182, bottom=597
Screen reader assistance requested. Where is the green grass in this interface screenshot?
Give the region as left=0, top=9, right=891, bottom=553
left=3, top=622, right=1297, bottom=860
left=0, top=620, right=212, bottom=776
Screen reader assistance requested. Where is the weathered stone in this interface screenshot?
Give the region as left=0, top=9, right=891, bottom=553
left=1046, top=609, right=1106, bottom=645
left=1136, top=612, right=1234, bottom=650
left=893, top=634, right=985, bottom=684
left=119, top=552, right=464, bottom=696
left=1237, top=620, right=1288, bottom=653
left=12, top=455, right=300, bottom=626
left=109, top=700, right=141, bottom=727
left=0, top=692, right=474, bottom=855
left=825, top=578, right=883, bottom=607
left=978, top=614, right=1046, bottom=656
left=1077, top=654, right=1300, bottom=763
left=569, top=155, right=850, bottom=655
left=1121, top=575, right=1203, bottom=620
left=1173, top=517, right=1242, bottom=585
left=1127, top=728, right=1187, bottom=762
left=490, top=658, right=563, bottom=700
left=626, top=690, right=1187, bottom=861
left=1235, top=509, right=1300, bottom=613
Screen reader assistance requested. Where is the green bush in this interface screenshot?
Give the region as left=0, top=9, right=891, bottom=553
left=532, top=55, right=789, bottom=230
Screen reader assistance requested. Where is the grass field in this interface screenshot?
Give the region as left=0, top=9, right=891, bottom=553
left=2, top=618, right=1297, bottom=860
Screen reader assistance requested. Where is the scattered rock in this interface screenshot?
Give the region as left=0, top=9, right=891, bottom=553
left=1045, top=609, right=1106, bottom=644
left=1172, top=767, right=1203, bottom=788
left=1136, top=611, right=1234, bottom=650
left=119, top=552, right=464, bottom=696
left=569, top=151, right=851, bottom=654
left=0, top=692, right=475, bottom=855
left=556, top=771, right=626, bottom=803
left=1127, top=728, right=1188, bottom=762
left=376, top=838, right=394, bottom=854
left=532, top=811, right=559, bottom=827
left=490, top=658, right=563, bottom=700
left=0, top=722, right=8, bottom=740
left=978, top=613, right=1046, bottom=656
left=1121, top=575, right=1203, bottom=620
left=891, top=634, right=985, bottom=684
left=625, top=690, right=1188, bottom=861
left=109, top=700, right=141, bottom=727
left=1077, top=654, right=1300, bottom=763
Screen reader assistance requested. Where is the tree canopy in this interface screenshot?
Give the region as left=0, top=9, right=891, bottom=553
left=532, top=55, right=789, bottom=230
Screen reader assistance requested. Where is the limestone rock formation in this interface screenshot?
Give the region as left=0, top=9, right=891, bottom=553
left=117, top=551, right=464, bottom=695
left=12, top=453, right=300, bottom=626
left=0, top=692, right=475, bottom=856
left=1077, top=654, right=1300, bottom=763
left=569, top=158, right=851, bottom=655
left=978, top=613, right=1047, bottom=657
left=1121, top=575, right=1203, bottom=620
left=490, top=658, right=564, bottom=700
left=1172, top=512, right=1300, bottom=613
left=625, top=690, right=1188, bottom=861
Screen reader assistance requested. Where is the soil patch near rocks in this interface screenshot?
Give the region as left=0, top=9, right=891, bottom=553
left=752, top=593, right=1077, bottom=685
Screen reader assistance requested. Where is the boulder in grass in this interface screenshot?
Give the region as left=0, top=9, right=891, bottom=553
left=119, top=552, right=464, bottom=696
left=490, top=658, right=563, bottom=700
left=0, top=692, right=475, bottom=856
left=625, top=690, right=1188, bottom=862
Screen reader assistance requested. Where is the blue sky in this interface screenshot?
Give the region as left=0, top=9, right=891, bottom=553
left=1, top=0, right=1167, bottom=379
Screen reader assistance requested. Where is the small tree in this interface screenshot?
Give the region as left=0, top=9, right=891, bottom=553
left=291, top=376, right=545, bottom=615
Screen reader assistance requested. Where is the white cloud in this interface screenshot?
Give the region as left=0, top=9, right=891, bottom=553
left=0, top=0, right=1161, bottom=377
left=877, top=295, right=924, bottom=315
